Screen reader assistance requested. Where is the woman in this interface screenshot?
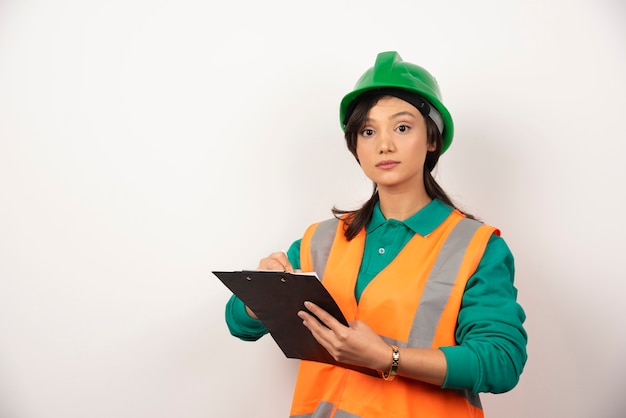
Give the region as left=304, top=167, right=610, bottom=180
left=225, top=51, right=527, bottom=418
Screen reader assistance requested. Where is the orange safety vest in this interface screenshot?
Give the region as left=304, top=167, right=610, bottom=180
left=289, top=210, right=497, bottom=418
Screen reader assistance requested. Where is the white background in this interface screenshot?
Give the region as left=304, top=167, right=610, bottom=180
left=1, top=0, right=625, bottom=417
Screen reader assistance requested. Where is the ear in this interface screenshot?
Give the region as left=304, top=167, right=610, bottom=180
left=427, top=141, right=437, bottom=152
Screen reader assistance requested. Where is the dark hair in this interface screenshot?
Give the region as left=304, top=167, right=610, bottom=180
left=332, top=93, right=475, bottom=240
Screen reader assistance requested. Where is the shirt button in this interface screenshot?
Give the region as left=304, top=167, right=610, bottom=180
left=378, top=247, right=385, bottom=255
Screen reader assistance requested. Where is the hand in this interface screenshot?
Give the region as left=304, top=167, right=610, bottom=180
left=297, top=301, right=391, bottom=371
left=245, top=252, right=296, bottom=320
left=257, top=252, right=294, bottom=273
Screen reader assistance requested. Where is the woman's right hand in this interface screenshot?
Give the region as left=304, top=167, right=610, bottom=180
left=257, top=252, right=294, bottom=273
left=245, top=252, right=295, bottom=319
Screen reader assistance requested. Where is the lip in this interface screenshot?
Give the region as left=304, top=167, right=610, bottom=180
left=376, top=160, right=400, bottom=169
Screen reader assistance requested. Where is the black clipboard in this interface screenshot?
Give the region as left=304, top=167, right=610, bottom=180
left=213, top=270, right=377, bottom=376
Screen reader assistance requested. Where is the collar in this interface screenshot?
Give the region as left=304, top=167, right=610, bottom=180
left=367, top=198, right=454, bottom=237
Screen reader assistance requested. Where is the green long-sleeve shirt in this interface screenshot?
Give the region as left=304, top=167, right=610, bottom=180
left=225, top=199, right=527, bottom=394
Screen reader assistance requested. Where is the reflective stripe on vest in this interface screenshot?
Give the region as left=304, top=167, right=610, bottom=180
left=291, top=402, right=361, bottom=418
left=408, top=217, right=482, bottom=349
left=309, top=217, right=340, bottom=280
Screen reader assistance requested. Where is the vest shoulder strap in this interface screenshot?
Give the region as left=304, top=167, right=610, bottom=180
left=409, top=216, right=491, bottom=348
left=300, top=217, right=340, bottom=277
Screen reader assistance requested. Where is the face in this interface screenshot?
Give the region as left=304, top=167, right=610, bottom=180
left=355, top=96, right=435, bottom=193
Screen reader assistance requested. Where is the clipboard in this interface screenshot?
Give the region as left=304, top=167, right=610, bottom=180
left=213, top=270, right=378, bottom=376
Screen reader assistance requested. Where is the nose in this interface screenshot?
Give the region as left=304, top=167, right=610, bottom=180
left=378, top=131, right=395, bottom=154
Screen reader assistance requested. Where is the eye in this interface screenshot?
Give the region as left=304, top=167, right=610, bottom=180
left=396, top=124, right=410, bottom=133
left=360, top=128, right=375, bottom=137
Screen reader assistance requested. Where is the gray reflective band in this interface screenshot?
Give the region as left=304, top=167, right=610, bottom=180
left=428, top=107, right=444, bottom=135
left=408, top=217, right=482, bottom=348
left=309, top=218, right=340, bottom=279
left=334, top=410, right=361, bottom=418
left=290, top=401, right=335, bottom=418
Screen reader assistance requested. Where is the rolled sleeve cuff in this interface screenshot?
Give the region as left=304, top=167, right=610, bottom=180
left=440, top=345, right=480, bottom=392
left=225, top=295, right=268, bottom=341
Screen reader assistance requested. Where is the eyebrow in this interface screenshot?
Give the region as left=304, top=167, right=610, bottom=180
left=391, top=111, right=417, bottom=119
left=365, top=111, right=418, bottom=123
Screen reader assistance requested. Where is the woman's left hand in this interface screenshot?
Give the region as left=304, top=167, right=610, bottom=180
left=297, top=301, right=391, bottom=371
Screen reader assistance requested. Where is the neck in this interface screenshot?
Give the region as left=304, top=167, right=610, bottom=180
left=378, top=187, right=432, bottom=221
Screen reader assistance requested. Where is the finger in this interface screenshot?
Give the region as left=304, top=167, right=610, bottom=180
left=268, top=252, right=294, bottom=272
left=298, top=309, right=334, bottom=353
left=298, top=309, right=332, bottom=342
left=257, top=257, right=286, bottom=271
left=297, top=309, right=317, bottom=327
left=257, top=252, right=294, bottom=272
left=298, top=306, right=346, bottom=360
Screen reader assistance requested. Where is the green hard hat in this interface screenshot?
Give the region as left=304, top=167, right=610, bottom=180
left=340, top=51, right=454, bottom=154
